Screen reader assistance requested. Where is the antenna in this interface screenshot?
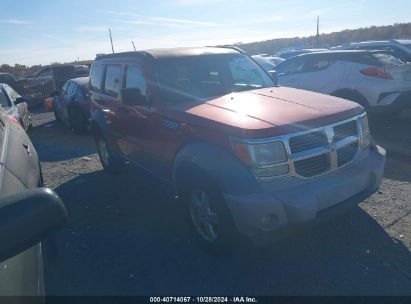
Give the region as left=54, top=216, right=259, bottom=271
left=316, top=16, right=320, bottom=48
left=132, top=41, right=137, bottom=52
left=109, top=29, right=115, bottom=54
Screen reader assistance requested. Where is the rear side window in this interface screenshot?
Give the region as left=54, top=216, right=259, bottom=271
left=104, top=65, right=121, bottom=97
left=125, top=66, right=148, bottom=97
left=68, top=83, right=77, bottom=96
left=302, top=57, right=332, bottom=72
left=372, top=53, right=404, bottom=65
left=90, top=64, right=104, bottom=91
left=345, top=53, right=382, bottom=66
left=276, top=57, right=305, bottom=74
left=64, top=82, right=74, bottom=95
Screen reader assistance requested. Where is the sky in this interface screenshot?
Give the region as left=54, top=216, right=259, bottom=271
left=0, top=0, right=409, bottom=66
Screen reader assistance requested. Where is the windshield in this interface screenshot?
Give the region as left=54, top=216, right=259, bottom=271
left=156, top=53, right=274, bottom=103
left=405, top=43, right=411, bottom=51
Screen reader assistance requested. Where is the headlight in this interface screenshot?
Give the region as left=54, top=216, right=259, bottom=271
left=232, top=141, right=290, bottom=179
left=360, top=114, right=371, bottom=149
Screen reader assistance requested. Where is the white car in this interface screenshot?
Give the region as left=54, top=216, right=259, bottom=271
left=332, top=40, right=411, bottom=63
left=274, top=50, right=411, bottom=113
left=252, top=55, right=277, bottom=72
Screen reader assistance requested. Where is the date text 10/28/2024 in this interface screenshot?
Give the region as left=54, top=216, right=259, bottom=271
left=150, top=297, right=258, bottom=303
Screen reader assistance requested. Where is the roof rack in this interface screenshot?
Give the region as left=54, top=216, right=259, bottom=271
left=95, top=51, right=155, bottom=61
left=208, top=45, right=246, bottom=54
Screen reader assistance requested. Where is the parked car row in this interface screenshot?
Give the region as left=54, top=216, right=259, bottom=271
left=0, top=105, right=67, bottom=296
left=274, top=50, right=411, bottom=114
left=0, top=64, right=90, bottom=107
left=0, top=43, right=390, bottom=295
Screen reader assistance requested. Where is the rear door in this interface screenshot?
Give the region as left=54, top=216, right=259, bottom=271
left=60, top=81, right=77, bottom=123
left=113, top=64, right=154, bottom=168
left=294, top=55, right=345, bottom=94
left=91, top=63, right=124, bottom=149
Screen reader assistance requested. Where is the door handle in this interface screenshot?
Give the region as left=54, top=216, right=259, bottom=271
left=23, top=143, right=31, bottom=155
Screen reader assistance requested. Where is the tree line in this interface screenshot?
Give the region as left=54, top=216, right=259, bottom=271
left=0, top=60, right=93, bottom=78
left=1, top=22, right=411, bottom=77
left=238, top=22, right=411, bottom=55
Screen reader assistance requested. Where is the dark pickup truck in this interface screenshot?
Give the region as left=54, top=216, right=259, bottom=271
left=0, top=72, right=53, bottom=106
left=0, top=65, right=90, bottom=107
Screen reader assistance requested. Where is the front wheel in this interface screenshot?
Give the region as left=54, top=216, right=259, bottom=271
left=181, top=172, right=238, bottom=253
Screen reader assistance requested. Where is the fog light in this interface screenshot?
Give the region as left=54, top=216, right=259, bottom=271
left=261, top=213, right=279, bottom=231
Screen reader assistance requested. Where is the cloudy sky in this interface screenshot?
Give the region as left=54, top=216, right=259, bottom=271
left=0, top=0, right=409, bottom=66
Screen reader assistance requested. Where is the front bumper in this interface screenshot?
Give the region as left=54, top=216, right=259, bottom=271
left=224, top=145, right=386, bottom=241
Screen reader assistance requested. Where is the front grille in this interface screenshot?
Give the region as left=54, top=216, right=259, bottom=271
left=337, top=143, right=358, bottom=166
left=294, top=154, right=329, bottom=177
left=287, top=116, right=361, bottom=178
left=333, top=120, right=357, bottom=141
left=289, top=131, right=327, bottom=153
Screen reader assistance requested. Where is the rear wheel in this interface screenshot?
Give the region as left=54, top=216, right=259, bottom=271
left=95, top=132, right=123, bottom=174
left=68, top=107, right=87, bottom=133
left=52, top=101, right=60, bottom=122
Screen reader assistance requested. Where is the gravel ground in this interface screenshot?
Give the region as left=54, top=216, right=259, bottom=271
left=29, top=107, right=411, bottom=296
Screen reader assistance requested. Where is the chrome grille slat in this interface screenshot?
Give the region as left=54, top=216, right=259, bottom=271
left=294, top=154, right=329, bottom=177
left=289, top=131, right=327, bottom=153
left=334, top=120, right=357, bottom=141
left=337, top=143, right=358, bottom=166
left=287, top=116, right=361, bottom=178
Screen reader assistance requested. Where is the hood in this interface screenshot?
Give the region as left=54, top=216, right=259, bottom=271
left=180, top=87, right=363, bottom=138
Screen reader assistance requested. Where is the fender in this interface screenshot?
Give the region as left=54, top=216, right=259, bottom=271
left=90, top=109, right=110, bottom=139
left=331, top=89, right=369, bottom=107
left=173, top=142, right=262, bottom=196
left=89, top=109, right=121, bottom=154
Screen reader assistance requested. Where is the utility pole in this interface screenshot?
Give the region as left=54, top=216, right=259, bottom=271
left=316, top=16, right=319, bottom=48
left=132, top=41, right=137, bottom=52
left=109, top=29, right=115, bottom=54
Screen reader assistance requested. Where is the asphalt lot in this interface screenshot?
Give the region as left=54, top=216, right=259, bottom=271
left=29, top=107, right=411, bottom=296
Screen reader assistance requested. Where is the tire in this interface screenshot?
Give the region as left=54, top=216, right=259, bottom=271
left=95, top=132, right=123, bottom=174
left=180, top=169, right=239, bottom=253
left=52, top=101, right=60, bottom=122
left=68, top=107, right=87, bottom=133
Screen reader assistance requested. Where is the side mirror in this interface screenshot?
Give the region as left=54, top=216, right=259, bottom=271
left=15, top=97, right=28, bottom=105
left=268, top=70, right=278, bottom=84
left=51, top=90, right=60, bottom=97
left=121, top=88, right=148, bottom=106
left=0, top=188, right=67, bottom=262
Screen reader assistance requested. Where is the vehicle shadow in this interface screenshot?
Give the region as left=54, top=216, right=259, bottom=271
left=29, top=118, right=96, bottom=162
left=44, top=167, right=411, bottom=296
